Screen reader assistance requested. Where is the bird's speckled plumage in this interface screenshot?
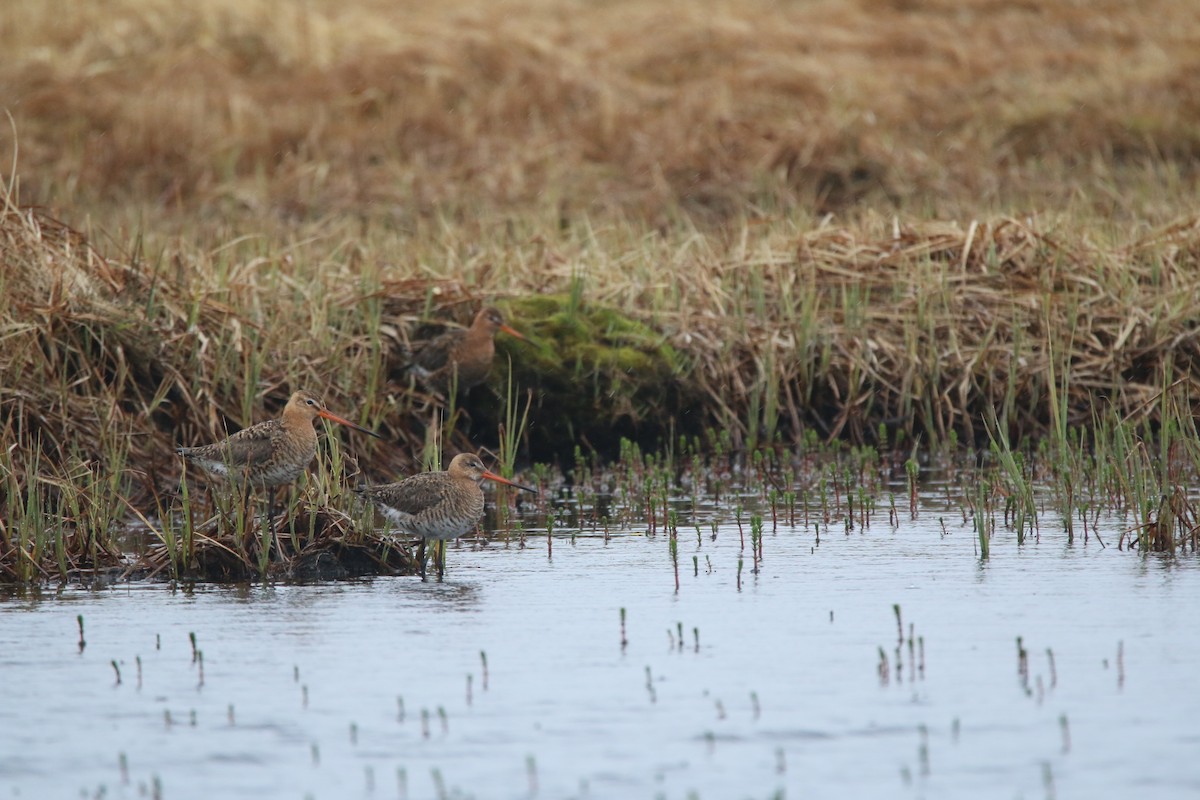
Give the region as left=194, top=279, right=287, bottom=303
left=177, top=390, right=380, bottom=489
left=356, top=452, right=537, bottom=578
left=409, top=307, right=526, bottom=396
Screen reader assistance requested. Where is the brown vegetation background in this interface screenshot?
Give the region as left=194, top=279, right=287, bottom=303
left=4, top=0, right=1199, bottom=226
left=2, top=0, right=1200, bottom=491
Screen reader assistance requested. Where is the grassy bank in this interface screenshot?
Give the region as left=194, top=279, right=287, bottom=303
left=2, top=0, right=1200, bottom=580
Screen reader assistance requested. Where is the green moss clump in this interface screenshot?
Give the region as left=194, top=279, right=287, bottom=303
left=466, top=295, right=695, bottom=459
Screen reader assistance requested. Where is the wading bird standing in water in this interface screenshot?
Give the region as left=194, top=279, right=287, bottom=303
left=355, top=453, right=537, bottom=580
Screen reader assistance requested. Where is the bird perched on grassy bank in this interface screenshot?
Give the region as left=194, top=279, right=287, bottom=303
left=407, top=306, right=527, bottom=397
left=176, top=390, right=382, bottom=512
left=355, top=452, right=536, bottom=580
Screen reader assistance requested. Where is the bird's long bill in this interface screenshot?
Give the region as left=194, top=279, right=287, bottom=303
left=482, top=470, right=537, bottom=493
left=498, top=323, right=528, bottom=341
left=317, top=408, right=385, bottom=439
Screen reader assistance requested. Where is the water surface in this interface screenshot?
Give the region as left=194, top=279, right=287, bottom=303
left=2, top=492, right=1198, bottom=799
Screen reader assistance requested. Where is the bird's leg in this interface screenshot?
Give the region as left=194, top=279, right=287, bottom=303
left=435, top=539, right=446, bottom=582
left=241, top=481, right=252, bottom=521
left=417, top=539, right=428, bottom=581
left=284, top=486, right=302, bottom=556
left=268, top=487, right=285, bottom=562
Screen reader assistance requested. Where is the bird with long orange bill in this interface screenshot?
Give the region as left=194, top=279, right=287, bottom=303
left=177, top=390, right=383, bottom=520
left=408, top=306, right=527, bottom=397
left=355, top=452, right=536, bottom=580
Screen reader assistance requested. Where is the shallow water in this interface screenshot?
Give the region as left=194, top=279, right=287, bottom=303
left=3, top=487, right=1199, bottom=799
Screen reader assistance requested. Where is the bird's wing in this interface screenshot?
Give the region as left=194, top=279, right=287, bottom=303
left=357, top=472, right=449, bottom=516
left=213, top=420, right=282, bottom=466
left=411, top=329, right=464, bottom=372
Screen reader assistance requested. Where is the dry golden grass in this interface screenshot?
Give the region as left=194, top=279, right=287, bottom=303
left=3, top=0, right=1198, bottom=225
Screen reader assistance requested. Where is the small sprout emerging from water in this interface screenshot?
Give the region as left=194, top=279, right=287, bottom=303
left=136, top=655, right=143, bottom=690
left=466, top=673, right=473, bottom=706
left=736, top=556, right=743, bottom=591
left=877, top=647, right=890, bottom=686
left=438, top=706, right=448, bottom=734
left=349, top=722, right=358, bottom=745
left=421, top=708, right=430, bottom=739
left=189, top=709, right=197, bottom=727
left=1047, top=648, right=1057, bottom=689
left=301, top=685, right=309, bottom=709
left=736, top=502, right=745, bottom=550
left=620, top=608, right=628, bottom=651
left=118, top=752, right=129, bottom=784
left=164, top=709, right=172, bottom=729
left=311, top=743, right=320, bottom=766
left=77, top=614, right=86, bottom=653
left=776, top=746, right=786, bottom=774
left=397, top=696, right=405, bottom=723
left=750, top=691, right=761, bottom=720
left=907, top=625, right=916, bottom=683
left=1017, top=637, right=1030, bottom=692
left=693, top=627, right=699, bottom=654
left=692, top=554, right=698, bottom=577
left=227, top=704, right=235, bottom=726
left=397, top=767, right=407, bottom=800
left=704, top=730, right=716, bottom=754
left=750, top=514, right=764, bottom=570
left=526, top=755, right=538, bottom=796
left=905, top=458, right=919, bottom=518
left=293, top=665, right=300, bottom=683
left=715, top=698, right=726, bottom=720
left=1117, top=640, right=1125, bottom=690
left=111, top=659, right=122, bottom=686
left=951, top=718, right=960, bottom=743
left=645, top=665, right=657, bottom=703
left=1059, top=713, right=1071, bottom=753
left=676, top=622, right=684, bottom=652
left=189, top=631, right=198, bottom=663
left=893, top=604, right=903, bottom=644
left=197, top=651, right=204, bottom=688
left=918, top=724, right=930, bottom=777
left=155, top=633, right=160, bottom=651
left=481, top=650, right=489, bottom=691
left=669, top=525, right=679, bottom=593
